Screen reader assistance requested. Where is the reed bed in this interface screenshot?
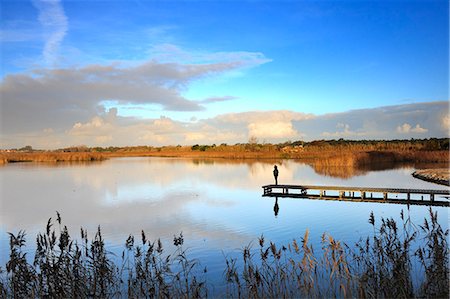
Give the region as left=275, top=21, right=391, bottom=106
left=0, top=209, right=448, bottom=298
left=224, top=208, right=448, bottom=298
left=0, top=152, right=106, bottom=164
left=0, top=213, right=207, bottom=298
left=306, top=150, right=449, bottom=178
left=100, top=143, right=449, bottom=168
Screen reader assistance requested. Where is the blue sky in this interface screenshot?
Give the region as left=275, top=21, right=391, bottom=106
left=0, top=0, right=448, bottom=148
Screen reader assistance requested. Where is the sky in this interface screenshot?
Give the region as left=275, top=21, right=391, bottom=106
left=0, top=0, right=448, bottom=149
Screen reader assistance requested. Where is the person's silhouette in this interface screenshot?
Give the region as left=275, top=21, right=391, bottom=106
left=273, top=165, right=279, bottom=185
left=274, top=197, right=279, bottom=217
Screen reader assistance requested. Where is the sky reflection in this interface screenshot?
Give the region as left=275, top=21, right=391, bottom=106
left=1, top=157, right=448, bottom=281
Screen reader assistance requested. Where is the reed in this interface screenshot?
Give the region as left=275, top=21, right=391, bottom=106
left=0, top=213, right=206, bottom=298
left=1, top=209, right=448, bottom=298
left=0, top=152, right=106, bottom=164
left=224, top=208, right=448, bottom=298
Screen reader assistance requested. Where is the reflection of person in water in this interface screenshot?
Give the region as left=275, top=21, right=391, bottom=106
left=274, top=197, right=279, bottom=217
left=273, top=165, right=279, bottom=185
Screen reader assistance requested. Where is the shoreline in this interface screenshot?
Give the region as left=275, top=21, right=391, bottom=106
left=412, top=169, right=450, bottom=186
left=2, top=139, right=448, bottom=165
left=1, top=149, right=448, bottom=165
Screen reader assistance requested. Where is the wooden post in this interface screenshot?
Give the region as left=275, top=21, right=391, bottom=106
left=430, top=193, right=434, bottom=201
left=383, top=192, right=387, bottom=200
left=361, top=191, right=366, bottom=199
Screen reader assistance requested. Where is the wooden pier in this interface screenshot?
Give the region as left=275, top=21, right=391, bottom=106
left=262, top=184, right=450, bottom=207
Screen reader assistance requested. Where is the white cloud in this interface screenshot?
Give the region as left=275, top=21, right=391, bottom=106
left=396, top=123, right=428, bottom=134
left=72, top=117, right=110, bottom=132
left=32, top=0, right=68, bottom=66
left=248, top=121, right=299, bottom=139
left=210, top=110, right=311, bottom=141
left=322, top=123, right=366, bottom=137
left=185, top=132, right=206, bottom=142
left=411, top=124, right=428, bottom=133
left=59, top=110, right=309, bottom=147
left=396, top=123, right=412, bottom=134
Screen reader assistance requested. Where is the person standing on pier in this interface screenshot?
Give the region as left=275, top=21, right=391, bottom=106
left=273, top=165, right=279, bottom=185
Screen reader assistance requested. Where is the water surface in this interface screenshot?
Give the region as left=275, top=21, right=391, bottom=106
left=1, top=157, right=448, bottom=287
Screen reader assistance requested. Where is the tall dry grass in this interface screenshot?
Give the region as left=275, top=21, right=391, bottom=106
left=0, top=213, right=207, bottom=298
left=0, top=209, right=448, bottom=298
left=0, top=152, right=105, bottom=164
left=305, top=150, right=449, bottom=178
left=224, top=208, right=448, bottom=298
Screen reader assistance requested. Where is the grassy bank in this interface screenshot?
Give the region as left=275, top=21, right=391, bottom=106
left=1, top=209, right=448, bottom=298
left=1, top=138, right=448, bottom=166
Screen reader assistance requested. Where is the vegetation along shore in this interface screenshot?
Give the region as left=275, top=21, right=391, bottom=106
left=1, top=138, right=448, bottom=164
left=0, top=209, right=448, bottom=298
left=2, top=138, right=448, bottom=183
left=412, top=169, right=450, bottom=186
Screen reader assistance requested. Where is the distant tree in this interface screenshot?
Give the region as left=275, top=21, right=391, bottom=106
left=248, top=136, right=259, bottom=145
left=246, top=136, right=260, bottom=151
left=19, top=145, right=33, bottom=152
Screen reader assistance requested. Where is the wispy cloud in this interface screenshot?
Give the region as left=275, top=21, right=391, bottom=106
left=32, top=0, right=68, bottom=66
left=198, top=96, right=238, bottom=104
left=148, top=43, right=272, bottom=67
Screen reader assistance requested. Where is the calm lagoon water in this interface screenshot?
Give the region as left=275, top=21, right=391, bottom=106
left=1, top=157, right=448, bottom=288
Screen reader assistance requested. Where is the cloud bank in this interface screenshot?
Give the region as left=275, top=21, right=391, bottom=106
left=0, top=51, right=269, bottom=136
left=293, top=101, right=448, bottom=140
left=0, top=100, right=448, bottom=149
